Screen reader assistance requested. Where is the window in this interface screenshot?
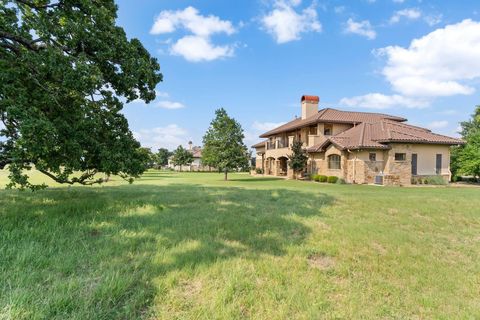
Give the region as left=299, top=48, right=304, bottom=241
left=324, top=124, right=333, bottom=136
left=328, top=154, right=341, bottom=169
left=436, top=154, right=442, bottom=174
left=369, top=153, right=376, bottom=161
left=395, top=153, right=406, bottom=161
left=309, top=125, right=318, bottom=135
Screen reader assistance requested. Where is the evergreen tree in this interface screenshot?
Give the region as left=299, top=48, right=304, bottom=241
left=288, top=139, right=308, bottom=179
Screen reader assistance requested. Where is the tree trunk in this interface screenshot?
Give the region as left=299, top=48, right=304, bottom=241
left=224, top=169, right=228, bottom=181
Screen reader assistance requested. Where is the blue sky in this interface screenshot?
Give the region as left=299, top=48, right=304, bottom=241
left=116, top=0, right=480, bottom=150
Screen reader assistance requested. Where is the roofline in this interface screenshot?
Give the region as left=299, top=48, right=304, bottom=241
left=259, top=109, right=407, bottom=138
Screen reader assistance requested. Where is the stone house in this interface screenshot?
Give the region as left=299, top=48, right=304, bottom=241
left=252, top=95, right=464, bottom=185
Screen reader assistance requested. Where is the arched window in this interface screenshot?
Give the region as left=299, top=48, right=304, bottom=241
left=328, top=154, right=341, bottom=169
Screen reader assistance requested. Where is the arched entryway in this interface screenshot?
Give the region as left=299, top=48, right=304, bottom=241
left=277, top=156, right=288, bottom=176
left=265, top=157, right=276, bottom=175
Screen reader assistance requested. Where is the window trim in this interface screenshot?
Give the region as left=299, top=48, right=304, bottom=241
left=394, top=153, right=406, bottom=161
left=328, top=154, right=341, bottom=170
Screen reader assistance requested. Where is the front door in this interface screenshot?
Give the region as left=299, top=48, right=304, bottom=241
left=411, top=153, right=418, bottom=175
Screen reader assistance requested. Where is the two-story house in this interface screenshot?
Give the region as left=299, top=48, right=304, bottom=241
left=252, top=95, right=464, bottom=185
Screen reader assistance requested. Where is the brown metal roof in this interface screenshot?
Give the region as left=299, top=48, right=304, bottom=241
left=312, top=121, right=464, bottom=151
left=259, top=108, right=407, bottom=138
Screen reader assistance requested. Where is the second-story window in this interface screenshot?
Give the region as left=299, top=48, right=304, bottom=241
left=309, top=125, right=318, bottom=135
left=369, top=153, right=376, bottom=161
left=324, top=124, right=333, bottom=136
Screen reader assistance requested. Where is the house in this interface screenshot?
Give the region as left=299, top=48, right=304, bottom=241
left=252, top=95, right=464, bottom=185
left=168, top=142, right=214, bottom=172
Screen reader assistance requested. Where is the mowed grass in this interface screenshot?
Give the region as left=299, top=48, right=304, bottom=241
left=1, top=170, right=480, bottom=319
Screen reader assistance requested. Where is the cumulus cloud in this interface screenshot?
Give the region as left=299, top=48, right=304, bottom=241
left=157, top=101, right=185, bottom=109
left=340, top=20, right=480, bottom=110
left=389, top=8, right=421, bottom=24
left=344, top=18, right=376, bottom=40
left=378, top=19, right=480, bottom=97
left=133, top=124, right=190, bottom=150
left=150, top=7, right=236, bottom=62
left=339, top=93, right=428, bottom=109
left=170, top=35, right=234, bottom=62
left=261, top=0, right=322, bottom=44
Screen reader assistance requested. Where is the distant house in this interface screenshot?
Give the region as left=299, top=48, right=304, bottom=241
left=252, top=95, right=464, bottom=185
left=168, top=142, right=214, bottom=172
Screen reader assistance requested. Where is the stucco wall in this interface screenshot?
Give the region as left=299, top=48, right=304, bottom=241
left=411, top=144, right=451, bottom=176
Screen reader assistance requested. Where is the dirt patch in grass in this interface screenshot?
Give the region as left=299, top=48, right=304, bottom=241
left=308, top=253, right=335, bottom=270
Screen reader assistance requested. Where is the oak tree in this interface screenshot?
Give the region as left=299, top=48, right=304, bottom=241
left=0, top=0, right=162, bottom=189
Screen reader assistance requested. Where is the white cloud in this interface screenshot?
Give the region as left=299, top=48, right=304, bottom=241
left=344, top=18, right=376, bottom=40
left=377, top=19, right=480, bottom=97
left=390, top=8, right=421, bottom=24
left=170, top=35, right=234, bottom=62
left=150, top=6, right=235, bottom=37
left=261, top=1, right=322, bottom=44
left=157, top=101, right=185, bottom=109
left=150, top=7, right=236, bottom=62
left=334, top=6, right=346, bottom=14
left=133, top=124, right=190, bottom=150
left=392, top=0, right=405, bottom=3
left=424, top=14, right=443, bottom=26
left=252, top=121, right=286, bottom=131
left=339, top=93, right=428, bottom=109
left=427, top=120, right=449, bottom=129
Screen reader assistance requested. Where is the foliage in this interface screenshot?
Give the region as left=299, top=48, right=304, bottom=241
left=288, top=139, right=308, bottom=178
left=138, top=147, right=157, bottom=169
left=311, top=174, right=320, bottom=182
left=423, top=176, right=447, bottom=185
left=451, top=106, right=480, bottom=178
left=327, top=176, right=338, bottom=184
left=202, top=108, right=249, bottom=180
left=0, top=0, right=162, bottom=189
left=156, top=148, right=171, bottom=167
left=319, top=175, right=328, bottom=183
left=336, top=178, right=346, bottom=184
left=171, top=145, right=193, bottom=171
left=255, top=168, right=264, bottom=174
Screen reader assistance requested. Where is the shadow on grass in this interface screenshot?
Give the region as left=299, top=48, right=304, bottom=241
left=0, top=184, right=333, bottom=319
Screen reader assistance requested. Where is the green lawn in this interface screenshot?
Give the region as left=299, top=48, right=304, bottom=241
left=1, top=170, right=479, bottom=319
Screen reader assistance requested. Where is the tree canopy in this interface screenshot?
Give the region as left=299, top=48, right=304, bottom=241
left=156, top=148, right=171, bottom=167
left=202, top=108, right=249, bottom=180
left=452, top=106, right=480, bottom=179
left=171, top=145, right=193, bottom=171
left=0, top=0, right=162, bottom=189
left=288, top=139, right=308, bottom=178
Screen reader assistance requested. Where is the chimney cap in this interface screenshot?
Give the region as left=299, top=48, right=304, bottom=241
left=301, top=95, right=319, bottom=103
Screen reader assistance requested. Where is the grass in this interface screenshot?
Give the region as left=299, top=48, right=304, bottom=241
left=1, top=170, right=480, bottom=319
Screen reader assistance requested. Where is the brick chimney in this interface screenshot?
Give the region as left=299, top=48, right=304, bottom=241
left=301, top=95, right=319, bottom=120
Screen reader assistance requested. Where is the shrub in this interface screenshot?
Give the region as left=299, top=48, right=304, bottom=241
left=255, top=168, right=264, bottom=174
left=423, top=176, right=447, bottom=185
left=313, top=174, right=321, bottom=182
left=319, top=175, right=328, bottom=183
left=336, top=178, right=346, bottom=184
left=327, top=176, right=338, bottom=184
